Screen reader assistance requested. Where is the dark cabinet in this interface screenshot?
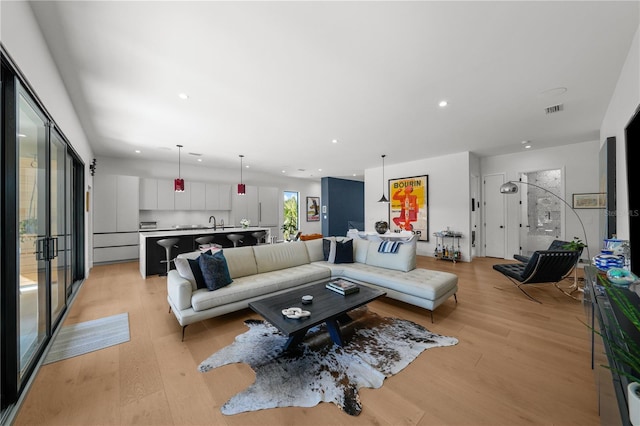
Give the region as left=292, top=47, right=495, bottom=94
left=584, top=266, right=635, bottom=425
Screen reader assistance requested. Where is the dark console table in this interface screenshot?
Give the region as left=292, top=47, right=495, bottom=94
left=584, top=265, right=639, bottom=425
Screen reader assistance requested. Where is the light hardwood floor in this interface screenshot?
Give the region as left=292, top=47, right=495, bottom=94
left=15, top=256, right=599, bottom=425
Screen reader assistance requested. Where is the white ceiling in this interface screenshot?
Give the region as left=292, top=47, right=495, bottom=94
left=29, top=1, right=639, bottom=180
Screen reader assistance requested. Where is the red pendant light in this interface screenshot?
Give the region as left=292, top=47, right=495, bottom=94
left=174, top=144, right=185, bottom=192
left=237, top=154, right=246, bottom=195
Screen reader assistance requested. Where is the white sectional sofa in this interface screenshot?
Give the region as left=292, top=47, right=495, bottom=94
left=167, top=237, right=458, bottom=339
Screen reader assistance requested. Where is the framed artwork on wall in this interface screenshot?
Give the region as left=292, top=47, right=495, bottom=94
left=572, top=193, right=606, bottom=209
left=388, top=175, right=429, bottom=241
left=306, top=196, right=320, bottom=221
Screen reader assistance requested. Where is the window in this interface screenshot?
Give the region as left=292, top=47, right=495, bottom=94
left=283, top=191, right=299, bottom=239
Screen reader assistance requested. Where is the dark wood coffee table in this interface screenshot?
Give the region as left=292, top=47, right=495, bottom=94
left=248, top=280, right=386, bottom=351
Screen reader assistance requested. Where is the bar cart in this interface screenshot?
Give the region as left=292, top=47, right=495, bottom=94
left=433, top=231, right=462, bottom=263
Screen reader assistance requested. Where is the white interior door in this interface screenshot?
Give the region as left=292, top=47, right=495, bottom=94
left=484, top=174, right=506, bottom=258
left=471, top=174, right=480, bottom=258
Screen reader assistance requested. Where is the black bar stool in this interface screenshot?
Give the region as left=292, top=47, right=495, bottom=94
left=156, top=238, right=179, bottom=276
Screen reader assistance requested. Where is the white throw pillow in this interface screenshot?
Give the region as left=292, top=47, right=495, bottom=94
left=174, top=257, right=197, bottom=290
left=322, top=237, right=337, bottom=263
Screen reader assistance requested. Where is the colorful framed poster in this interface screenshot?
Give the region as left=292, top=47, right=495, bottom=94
left=306, top=196, right=320, bottom=221
left=388, top=175, right=429, bottom=240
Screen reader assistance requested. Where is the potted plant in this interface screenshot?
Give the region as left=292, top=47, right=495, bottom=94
left=596, top=276, right=640, bottom=425
left=562, top=236, right=587, bottom=252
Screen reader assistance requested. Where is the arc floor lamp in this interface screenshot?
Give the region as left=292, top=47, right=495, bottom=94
left=500, top=180, right=590, bottom=293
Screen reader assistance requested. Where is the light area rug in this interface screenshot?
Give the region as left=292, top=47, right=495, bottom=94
left=43, top=312, right=130, bottom=364
left=199, top=307, right=458, bottom=416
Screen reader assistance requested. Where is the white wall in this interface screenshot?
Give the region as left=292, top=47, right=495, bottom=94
left=97, top=156, right=322, bottom=236
left=2, top=2, right=95, bottom=276
left=481, top=140, right=600, bottom=260
left=600, top=26, right=640, bottom=241
left=365, top=152, right=472, bottom=259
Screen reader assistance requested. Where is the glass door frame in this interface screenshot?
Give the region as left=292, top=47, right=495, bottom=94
left=1, top=48, right=86, bottom=413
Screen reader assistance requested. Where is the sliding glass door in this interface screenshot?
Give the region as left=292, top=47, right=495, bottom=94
left=2, top=55, right=85, bottom=415
left=51, top=129, right=67, bottom=328
left=17, top=87, right=48, bottom=377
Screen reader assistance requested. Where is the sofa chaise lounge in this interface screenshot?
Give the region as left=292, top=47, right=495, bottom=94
left=167, top=237, right=458, bottom=339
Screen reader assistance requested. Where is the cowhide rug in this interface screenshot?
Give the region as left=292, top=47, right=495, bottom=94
left=198, top=308, right=458, bottom=416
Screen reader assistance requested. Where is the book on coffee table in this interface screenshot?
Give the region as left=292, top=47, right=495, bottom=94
left=326, top=278, right=360, bottom=295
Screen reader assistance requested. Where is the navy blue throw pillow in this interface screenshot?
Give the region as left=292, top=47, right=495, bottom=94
left=187, top=257, right=207, bottom=290
left=334, top=239, right=354, bottom=264
left=199, top=250, right=233, bottom=291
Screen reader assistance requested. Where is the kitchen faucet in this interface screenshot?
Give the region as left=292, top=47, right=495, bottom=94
left=209, top=215, right=217, bottom=230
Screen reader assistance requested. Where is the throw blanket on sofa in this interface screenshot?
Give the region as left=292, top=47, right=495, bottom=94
left=378, top=241, right=401, bottom=254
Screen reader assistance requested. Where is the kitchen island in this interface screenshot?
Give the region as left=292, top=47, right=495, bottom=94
left=139, top=227, right=271, bottom=278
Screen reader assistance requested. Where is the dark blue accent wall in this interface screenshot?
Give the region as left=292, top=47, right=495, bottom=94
left=321, top=177, right=364, bottom=237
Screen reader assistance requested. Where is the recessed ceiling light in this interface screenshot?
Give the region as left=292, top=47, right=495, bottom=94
left=524, top=145, right=532, bottom=149
left=281, top=170, right=286, bottom=173
left=197, top=158, right=202, bottom=162
left=353, top=173, right=356, bottom=177
left=438, top=100, right=448, bottom=107
left=134, top=149, right=141, bottom=154
left=318, top=168, right=322, bottom=172
left=332, top=139, right=338, bottom=144
left=178, top=93, right=189, bottom=100
left=521, top=140, right=529, bottom=144
left=245, top=165, right=249, bottom=168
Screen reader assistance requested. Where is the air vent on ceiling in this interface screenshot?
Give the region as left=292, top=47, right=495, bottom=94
left=545, top=103, right=564, bottom=114
left=188, top=152, right=202, bottom=156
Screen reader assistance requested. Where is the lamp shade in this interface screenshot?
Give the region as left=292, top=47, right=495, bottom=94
left=499, top=182, right=519, bottom=194
left=378, top=154, right=389, bottom=203
left=237, top=154, right=246, bottom=195
left=175, top=144, right=184, bottom=192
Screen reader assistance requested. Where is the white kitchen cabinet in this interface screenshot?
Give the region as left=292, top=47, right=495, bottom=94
left=116, top=175, right=139, bottom=231
left=231, top=185, right=276, bottom=226
left=93, top=174, right=117, bottom=233
left=218, top=184, right=232, bottom=210
left=190, top=182, right=206, bottom=210
left=258, top=186, right=279, bottom=226
left=246, top=186, right=260, bottom=225
left=205, top=183, right=232, bottom=211
left=93, top=174, right=140, bottom=264
left=139, top=178, right=158, bottom=210
left=231, top=185, right=258, bottom=225
left=174, top=181, right=191, bottom=210
left=157, top=179, right=175, bottom=210
left=94, top=174, right=139, bottom=232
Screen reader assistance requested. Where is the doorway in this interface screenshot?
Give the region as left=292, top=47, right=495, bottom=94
left=483, top=174, right=506, bottom=258
left=471, top=174, right=480, bottom=258
left=518, top=169, right=563, bottom=258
